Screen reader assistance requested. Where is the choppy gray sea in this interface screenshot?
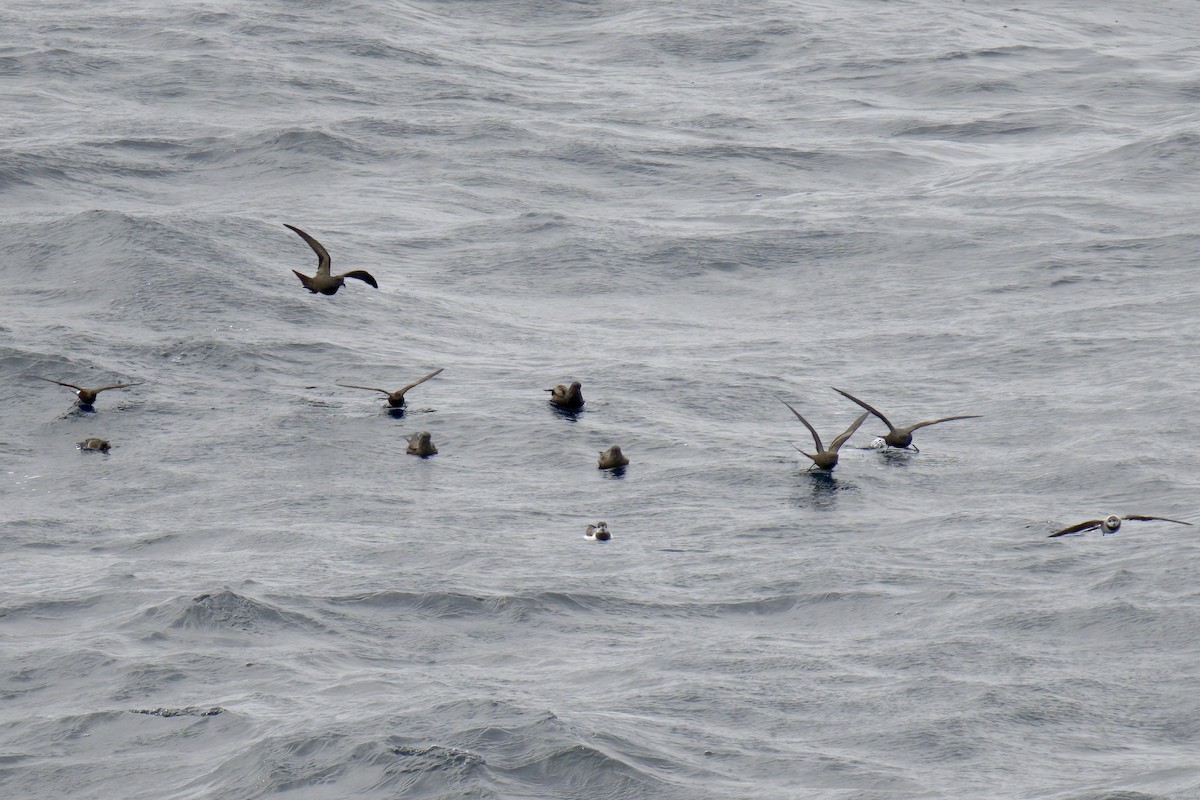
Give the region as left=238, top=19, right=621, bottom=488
left=3, top=1, right=1200, bottom=798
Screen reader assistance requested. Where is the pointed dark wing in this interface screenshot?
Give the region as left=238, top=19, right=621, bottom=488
left=340, top=270, right=378, bottom=288
left=397, top=368, right=444, bottom=395
left=35, top=377, right=83, bottom=391
left=787, top=442, right=819, bottom=464
left=337, top=384, right=390, bottom=394
left=284, top=224, right=331, bottom=276
left=907, top=414, right=983, bottom=432
left=1122, top=515, right=1192, bottom=526
left=1048, top=519, right=1103, bottom=537
left=94, top=382, right=142, bottom=393
left=830, top=387, right=895, bottom=431
left=829, top=412, right=869, bottom=452
left=779, top=399, right=823, bottom=452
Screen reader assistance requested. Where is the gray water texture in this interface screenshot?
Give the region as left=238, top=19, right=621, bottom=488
left=3, top=1, right=1200, bottom=798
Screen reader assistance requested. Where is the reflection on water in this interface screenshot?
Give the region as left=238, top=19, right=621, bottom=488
left=797, top=469, right=854, bottom=511
left=601, top=465, right=626, bottom=480
left=879, top=448, right=914, bottom=467
left=549, top=405, right=583, bottom=423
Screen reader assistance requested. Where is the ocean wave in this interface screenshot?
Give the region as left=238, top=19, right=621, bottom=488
left=137, top=589, right=332, bottom=635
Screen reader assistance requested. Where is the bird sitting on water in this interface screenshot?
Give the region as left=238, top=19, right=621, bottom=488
left=597, top=445, right=628, bottom=470
left=585, top=522, right=611, bottom=541
left=406, top=431, right=438, bottom=457
left=830, top=387, right=981, bottom=452
left=546, top=381, right=584, bottom=410
left=779, top=399, right=867, bottom=471
left=285, top=224, right=379, bottom=295
left=37, top=377, right=141, bottom=407
left=338, top=368, right=444, bottom=408
left=1048, top=514, right=1192, bottom=538
left=78, top=437, right=110, bottom=453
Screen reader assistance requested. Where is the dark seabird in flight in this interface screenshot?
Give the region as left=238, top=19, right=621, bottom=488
left=830, top=387, right=981, bottom=452
left=285, top=224, right=379, bottom=295
left=37, top=377, right=141, bottom=407
left=598, top=445, right=628, bottom=469
left=546, top=380, right=584, bottom=410
left=338, top=368, right=444, bottom=408
left=1048, top=514, right=1192, bottom=538
left=779, top=399, right=867, bottom=471
left=407, top=431, right=438, bottom=457
left=78, top=437, right=111, bottom=453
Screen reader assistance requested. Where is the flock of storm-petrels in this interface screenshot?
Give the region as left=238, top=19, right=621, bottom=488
left=37, top=224, right=1190, bottom=542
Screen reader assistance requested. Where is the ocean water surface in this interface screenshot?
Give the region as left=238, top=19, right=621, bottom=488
left=3, top=1, right=1200, bottom=798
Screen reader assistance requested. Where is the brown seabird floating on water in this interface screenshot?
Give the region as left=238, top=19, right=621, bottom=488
left=546, top=381, right=584, bottom=410
left=285, top=224, right=379, bottom=295
left=1048, top=514, right=1192, bottom=537
left=37, top=377, right=141, bottom=406
left=338, top=368, right=444, bottom=408
left=406, top=431, right=438, bottom=457
left=830, top=387, right=981, bottom=452
left=78, top=437, right=111, bottom=453
left=779, top=399, right=867, bottom=471
left=585, top=522, right=611, bottom=541
left=597, top=445, right=628, bottom=469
